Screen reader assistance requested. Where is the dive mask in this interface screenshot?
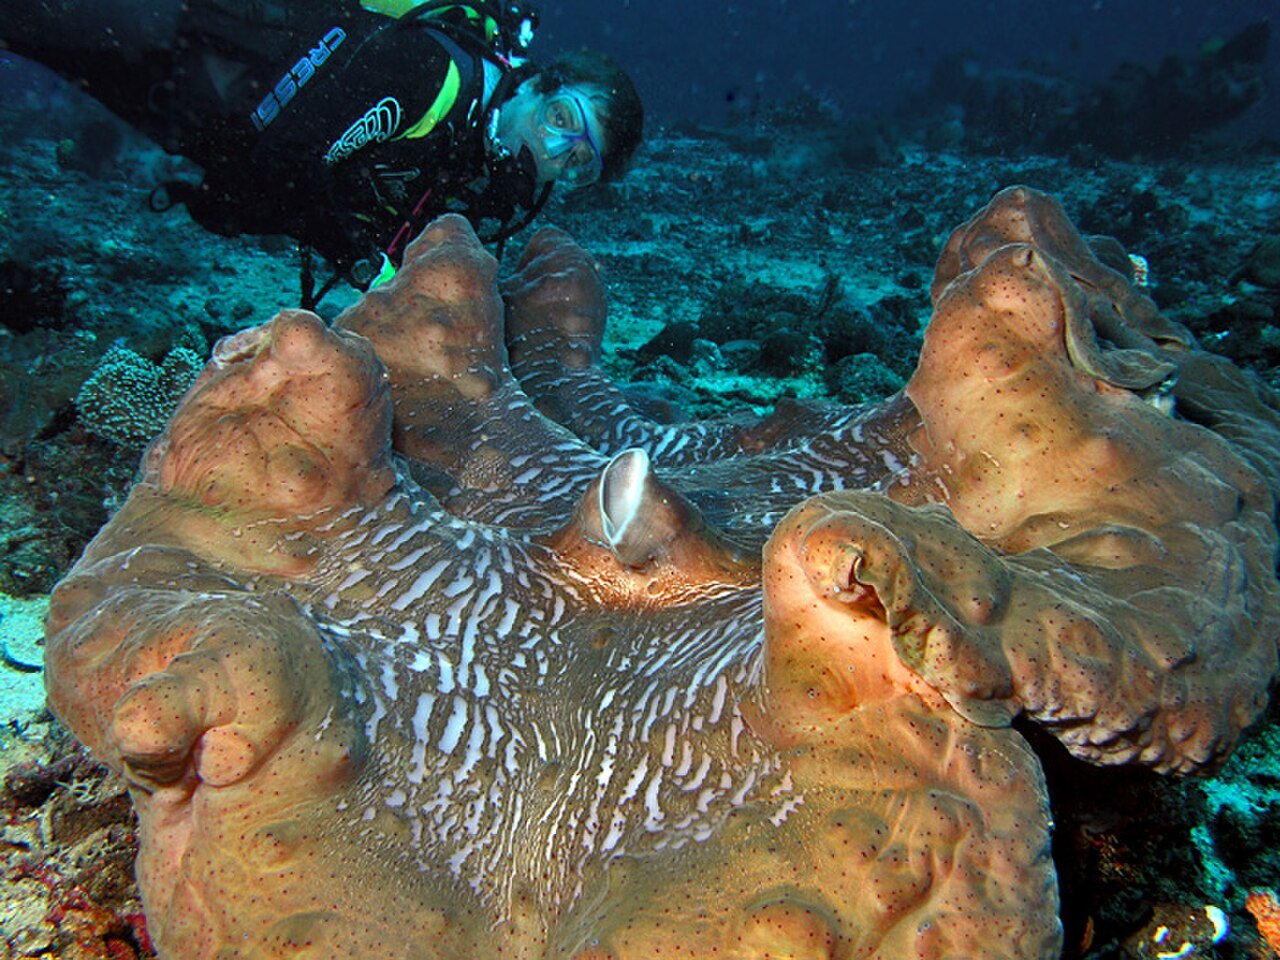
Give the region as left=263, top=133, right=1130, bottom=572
left=538, top=92, right=604, bottom=187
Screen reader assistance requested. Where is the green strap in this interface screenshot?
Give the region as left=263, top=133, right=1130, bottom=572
left=361, top=0, right=493, bottom=34
left=398, top=58, right=461, bottom=139
left=368, top=253, right=398, bottom=289
left=360, top=0, right=430, bottom=17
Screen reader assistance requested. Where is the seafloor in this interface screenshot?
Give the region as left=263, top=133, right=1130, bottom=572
left=1, top=76, right=1279, bottom=959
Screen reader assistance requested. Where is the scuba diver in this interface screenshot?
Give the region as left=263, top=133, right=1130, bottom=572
left=0, top=0, right=644, bottom=302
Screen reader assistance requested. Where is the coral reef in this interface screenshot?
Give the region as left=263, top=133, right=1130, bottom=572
left=0, top=727, right=150, bottom=960
left=38, top=188, right=1280, bottom=957
left=0, top=260, right=70, bottom=335
left=74, top=343, right=203, bottom=448
left=1247, top=888, right=1280, bottom=956
left=910, top=21, right=1271, bottom=159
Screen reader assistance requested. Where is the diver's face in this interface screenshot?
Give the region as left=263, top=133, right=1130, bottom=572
left=502, top=83, right=607, bottom=187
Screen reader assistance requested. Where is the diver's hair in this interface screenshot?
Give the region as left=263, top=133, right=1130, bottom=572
left=536, top=49, right=643, bottom=181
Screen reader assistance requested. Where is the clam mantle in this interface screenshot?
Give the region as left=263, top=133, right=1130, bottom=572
left=45, top=188, right=1280, bottom=958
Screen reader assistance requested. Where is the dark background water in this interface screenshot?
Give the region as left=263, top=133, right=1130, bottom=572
left=539, top=0, right=1280, bottom=134
left=2, top=1, right=1277, bottom=138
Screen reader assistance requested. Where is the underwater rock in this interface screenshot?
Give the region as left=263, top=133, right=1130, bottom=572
left=42, top=188, right=1280, bottom=958
left=915, top=21, right=1271, bottom=158
left=0, top=259, right=70, bottom=334
left=825, top=351, right=905, bottom=404
left=1235, top=235, right=1280, bottom=289
left=637, top=318, right=699, bottom=362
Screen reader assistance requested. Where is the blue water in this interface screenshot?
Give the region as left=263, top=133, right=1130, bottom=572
left=539, top=0, right=1280, bottom=133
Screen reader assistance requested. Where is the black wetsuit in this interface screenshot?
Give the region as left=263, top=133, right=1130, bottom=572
left=2, top=1, right=541, bottom=277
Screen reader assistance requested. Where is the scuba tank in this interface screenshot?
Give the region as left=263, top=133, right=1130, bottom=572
left=360, top=0, right=537, bottom=63
left=337, top=0, right=549, bottom=297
